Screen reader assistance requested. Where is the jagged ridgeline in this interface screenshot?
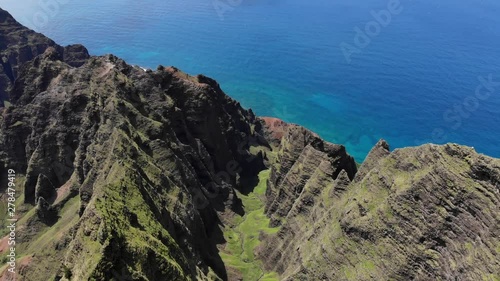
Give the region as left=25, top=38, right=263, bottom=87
left=0, top=7, right=499, bottom=281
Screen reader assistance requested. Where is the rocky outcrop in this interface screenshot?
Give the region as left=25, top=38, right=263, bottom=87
left=0, top=34, right=267, bottom=279
left=258, top=117, right=289, bottom=147
left=62, top=44, right=90, bottom=67
left=353, top=138, right=390, bottom=182
left=34, top=173, right=56, bottom=203
left=263, top=123, right=357, bottom=227
left=258, top=142, right=500, bottom=281
left=0, top=8, right=89, bottom=104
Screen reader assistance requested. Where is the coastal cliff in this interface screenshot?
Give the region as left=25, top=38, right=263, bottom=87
left=0, top=9, right=88, bottom=106
left=257, top=138, right=500, bottom=280
left=0, top=8, right=270, bottom=280
left=0, top=7, right=499, bottom=281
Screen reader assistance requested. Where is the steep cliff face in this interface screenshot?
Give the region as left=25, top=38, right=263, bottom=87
left=0, top=8, right=89, bottom=105
left=258, top=140, right=500, bottom=280
left=1, top=7, right=499, bottom=281
left=262, top=120, right=357, bottom=228
left=0, top=30, right=268, bottom=280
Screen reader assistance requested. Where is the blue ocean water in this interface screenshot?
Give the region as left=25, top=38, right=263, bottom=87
left=3, top=0, right=500, bottom=162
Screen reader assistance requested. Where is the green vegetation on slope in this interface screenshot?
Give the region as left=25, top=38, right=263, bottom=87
left=0, top=176, right=26, bottom=237
left=220, top=170, right=280, bottom=281
left=0, top=173, right=81, bottom=280
left=91, top=162, right=190, bottom=280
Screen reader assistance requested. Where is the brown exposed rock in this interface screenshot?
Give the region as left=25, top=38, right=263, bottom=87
left=258, top=117, right=289, bottom=147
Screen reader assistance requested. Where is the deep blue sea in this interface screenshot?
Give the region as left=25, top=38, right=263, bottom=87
left=3, top=0, right=500, bottom=162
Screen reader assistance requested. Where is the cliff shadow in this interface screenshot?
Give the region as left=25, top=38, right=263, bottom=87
left=237, top=174, right=260, bottom=196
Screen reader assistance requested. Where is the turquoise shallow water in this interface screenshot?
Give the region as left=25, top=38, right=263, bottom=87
left=3, top=0, right=500, bottom=162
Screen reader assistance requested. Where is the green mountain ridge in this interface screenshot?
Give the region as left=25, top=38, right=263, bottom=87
left=0, top=7, right=499, bottom=281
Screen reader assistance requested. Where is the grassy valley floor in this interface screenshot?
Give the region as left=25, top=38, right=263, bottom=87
left=220, top=170, right=280, bottom=281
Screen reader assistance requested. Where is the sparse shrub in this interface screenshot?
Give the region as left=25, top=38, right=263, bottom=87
left=62, top=265, right=72, bottom=279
